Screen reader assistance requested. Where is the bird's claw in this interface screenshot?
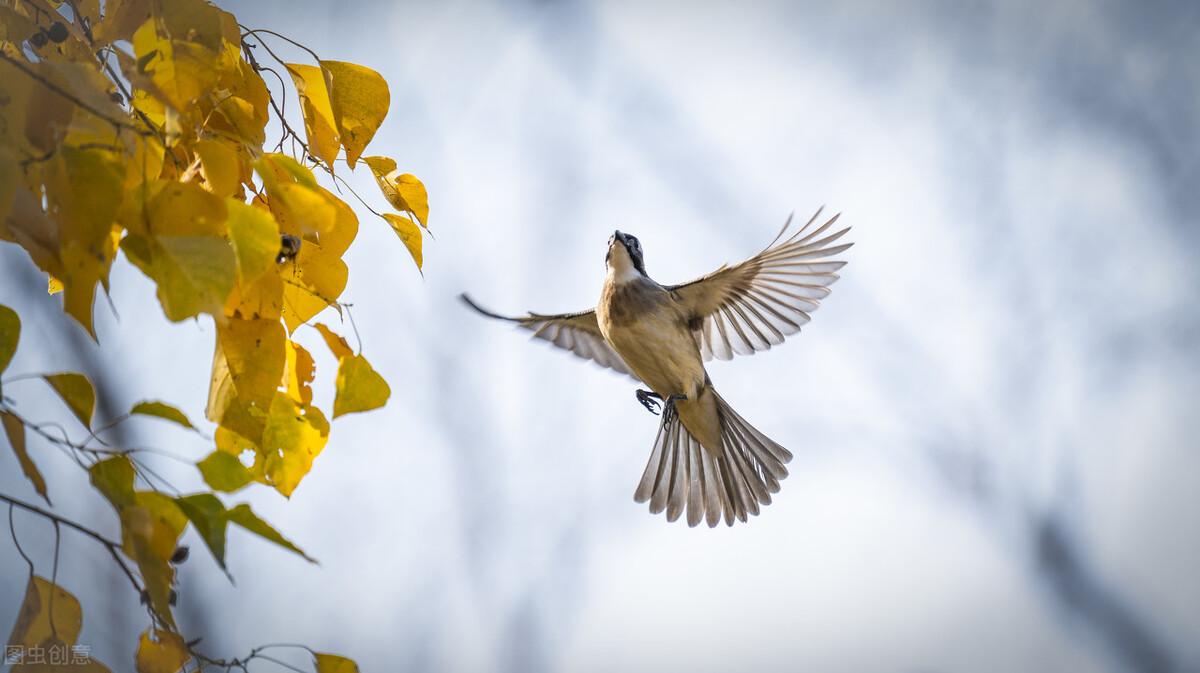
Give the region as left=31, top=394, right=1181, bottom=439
left=664, top=393, right=688, bottom=412
left=636, top=389, right=662, bottom=415
left=635, top=390, right=688, bottom=416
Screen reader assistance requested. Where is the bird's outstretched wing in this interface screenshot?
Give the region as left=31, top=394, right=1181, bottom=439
left=668, top=208, right=852, bottom=361
left=460, top=294, right=637, bottom=379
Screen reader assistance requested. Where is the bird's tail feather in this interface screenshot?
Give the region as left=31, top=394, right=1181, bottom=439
left=633, top=388, right=791, bottom=527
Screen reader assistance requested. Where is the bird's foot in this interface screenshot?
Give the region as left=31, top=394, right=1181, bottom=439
left=636, top=389, right=663, bottom=415
left=664, top=393, right=688, bottom=412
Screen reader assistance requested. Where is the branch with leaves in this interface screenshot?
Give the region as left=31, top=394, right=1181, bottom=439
left=0, top=0, right=432, bottom=670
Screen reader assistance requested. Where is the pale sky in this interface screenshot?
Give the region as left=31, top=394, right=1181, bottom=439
left=2, top=1, right=1198, bottom=672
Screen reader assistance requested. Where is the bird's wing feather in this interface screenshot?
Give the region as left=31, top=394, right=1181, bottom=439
left=460, top=294, right=637, bottom=379
left=668, top=208, right=852, bottom=361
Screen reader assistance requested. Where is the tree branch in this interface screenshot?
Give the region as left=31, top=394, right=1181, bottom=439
left=0, top=492, right=141, bottom=594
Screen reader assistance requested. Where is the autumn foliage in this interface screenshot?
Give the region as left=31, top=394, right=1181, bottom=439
left=0, top=0, right=428, bottom=670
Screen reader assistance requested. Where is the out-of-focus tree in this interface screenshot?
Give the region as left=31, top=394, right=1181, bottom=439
left=0, top=0, right=428, bottom=670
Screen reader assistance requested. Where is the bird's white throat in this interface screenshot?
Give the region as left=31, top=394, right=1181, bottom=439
left=607, top=244, right=642, bottom=284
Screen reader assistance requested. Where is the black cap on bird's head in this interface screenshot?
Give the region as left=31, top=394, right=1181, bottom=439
left=607, top=230, right=646, bottom=276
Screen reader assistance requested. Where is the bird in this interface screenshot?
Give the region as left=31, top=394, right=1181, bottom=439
left=461, top=208, right=852, bottom=527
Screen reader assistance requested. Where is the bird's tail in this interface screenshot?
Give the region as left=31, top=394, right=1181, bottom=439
left=633, top=388, right=792, bottom=527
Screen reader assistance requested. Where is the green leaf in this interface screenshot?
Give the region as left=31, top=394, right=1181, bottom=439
left=196, top=450, right=253, bottom=493
left=227, top=503, right=316, bottom=563
left=0, top=303, right=18, bottom=375
left=130, top=400, right=196, bottom=430
left=333, top=354, right=391, bottom=419
left=44, top=372, right=96, bottom=428
left=175, top=493, right=228, bottom=570
left=315, top=653, right=360, bottom=673
left=2, top=411, right=49, bottom=505
left=89, top=455, right=136, bottom=509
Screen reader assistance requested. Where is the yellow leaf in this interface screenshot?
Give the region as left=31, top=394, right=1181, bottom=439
left=280, top=240, right=347, bottom=333
left=121, top=183, right=236, bottom=321
left=142, top=180, right=228, bottom=236
left=135, top=629, right=189, bottom=673
left=0, top=147, right=19, bottom=231
left=383, top=213, right=422, bottom=270
left=175, top=493, right=228, bottom=569
left=47, top=146, right=125, bottom=246
left=0, top=6, right=39, bottom=44
left=195, top=138, right=242, bottom=198
left=262, top=393, right=328, bottom=497
left=124, top=491, right=188, bottom=559
left=121, top=492, right=186, bottom=628
left=0, top=303, right=17, bottom=374
left=225, top=199, right=279, bottom=285
left=321, top=60, right=390, bottom=169
left=393, top=174, right=429, bottom=227
left=122, top=232, right=237, bottom=321
left=43, top=372, right=95, bottom=428
left=89, top=455, right=136, bottom=509
left=0, top=59, right=35, bottom=154
left=46, top=145, right=126, bottom=337
left=315, top=653, right=360, bottom=673
left=132, top=19, right=220, bottom=111
left=2, top=410, right=49, bottom=505
left=333, top=354, right=391, bottom=418
left=215, top=425, right=266, bottom=482
left=7, top=576, right=83, bottom=648
left=224, top=265, right=283, bottom=321
left=285, top=340, right=315, bottom=406
left=254, top=155, right=337, bottom=239
left=312, top=323, right=353, bottom=360
left=206, top=317, right=286, bottom=440
left=3, top=182, right=63, bottom=282
left=48, top=276, right=64, bottom=294
left=92, top=0, right=152, bottom=45
left=130, top=400, right=195, bottom=430
left=58, top=239, right=109, bottom=340
left=363, top=157, right=429, bottom=227
left=155, top=0, right=239, bottom=52
left=315, top=185, right=359, bottom=258
left=272, top=182, right=338, bottom=238
left=211, top=53, right=270, bottom=146
left=227, top=502, right=315, bottom=562
left=196, top=450, right=253, bottom=493
left=286, top=63, right=340, bottom=171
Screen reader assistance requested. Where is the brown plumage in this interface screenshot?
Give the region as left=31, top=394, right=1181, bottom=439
left=462, top=209, right=852, bottom=527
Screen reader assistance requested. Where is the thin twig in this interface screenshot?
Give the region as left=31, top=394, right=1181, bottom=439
left=239, top=26, right=322, bottom=64
left=0, top=492, right=141, bottom=593
left=8, top=504, right=36, bottom=577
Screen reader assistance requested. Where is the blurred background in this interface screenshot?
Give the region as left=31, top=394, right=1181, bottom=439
left=2, top=0, right=1198, bottom=671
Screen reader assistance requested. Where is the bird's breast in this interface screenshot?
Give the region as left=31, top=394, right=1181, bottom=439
left=598, top=279, right=705, bottom=398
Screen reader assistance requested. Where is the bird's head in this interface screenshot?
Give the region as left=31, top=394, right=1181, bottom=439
left=606, top=230, right=646, bottom=281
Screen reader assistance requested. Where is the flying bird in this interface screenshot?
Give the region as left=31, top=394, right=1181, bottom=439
left=461, top=209, right=852, bottom=527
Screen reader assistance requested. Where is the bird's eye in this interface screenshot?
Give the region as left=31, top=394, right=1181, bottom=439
left=629, top=237, right=640, bottom=250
